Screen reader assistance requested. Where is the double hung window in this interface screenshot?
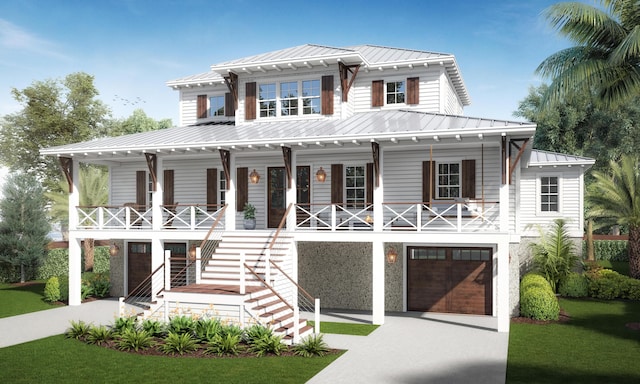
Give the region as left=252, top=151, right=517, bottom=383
left=540, top=176, right=559, bottom=212
left=209, top=96, right=225, bottom=117
left=258, top=80, right=320, bottom=118
left=345, top=165, right=366, bottom=208
left=437, top=163, right=461, bottom=198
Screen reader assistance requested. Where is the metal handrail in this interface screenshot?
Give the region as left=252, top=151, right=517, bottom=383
left=123, top=262, right=165, bottom=307
left=268, top=260, right=314, bottom=303
left=269, top=203, right=293, bottom=251
left=243, top=263, right=293, bottom=311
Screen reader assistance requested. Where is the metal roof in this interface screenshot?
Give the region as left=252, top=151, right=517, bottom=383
left=42, top=110, right=535, bottom=160
left=528, top=149, right=595, bottom=167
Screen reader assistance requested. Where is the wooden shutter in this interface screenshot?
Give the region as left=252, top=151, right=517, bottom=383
left=366, top=163, right=374, bottom=210
left=331, top=164, right=343, bottom=204
left=136, top=170, right=146, bottom=207
left=197, top=95, right=207, bottom=119
left=322, top=75, right=334, bottom=115
left=371, top=80, right=384, bottom=107
left=224, top=92, right=235, bottom=117
left=236, top=167, right=248, bottom=211
left=422, top=161, right=436, bottom=203
left=163, top=170, right=174, bottom=206
left=407, top=77, right=419, bottom=105
left=207, top=168, right=218, bottom=211
left=245, top=82, right=256, bottom=120
left=462, top=160, right=476, bottom=199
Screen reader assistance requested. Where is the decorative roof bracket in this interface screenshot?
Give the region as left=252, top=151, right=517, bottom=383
left=282, top=146, right=292, bottom=189
left=59, top=157, right=73, bottom=193
left=339, top=62, right=360, bottom=102
left=145, top=153, right=157, bottom=191
left=371, top=142, right=380, bottom=187
left=219, top=149, right=231, bottom=186
left=224, top=72, right=238, bottom=110
left=509, top=138, right=530, bottom=183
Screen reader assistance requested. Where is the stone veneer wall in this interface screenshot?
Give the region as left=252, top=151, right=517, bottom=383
left=297, top=242, right=404, bottom=312
left=109, top=240, right=125, bottom=297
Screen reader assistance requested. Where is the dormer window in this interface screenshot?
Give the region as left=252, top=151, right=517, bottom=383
left=259, top=83, right=277, bottom=117
left=258, top=80, right=321, bottom=118
left=387, top=81, right=405, bottom=104
left=280, top=82, right=298, bottom=116
left=209, top=96, right=225, bottom=117
left=302, top=80, right=320, bottom=114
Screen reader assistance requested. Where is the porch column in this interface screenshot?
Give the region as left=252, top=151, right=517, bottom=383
left=68, top=159, right=81, bottom=306
left=372, top=240, right=385, bottom=325
left=497, top=238, right=510, bottom=332
left=226, top=152, right=236, bottom=230
left=499, top=140, right=510, bottom=232
left=152, top=157, right=164, bottom=231
left=373, top=145, right=383, bottom=232
left=151, top=237, right=164, bottom=303
left=285, top=148, right=297, bottom=230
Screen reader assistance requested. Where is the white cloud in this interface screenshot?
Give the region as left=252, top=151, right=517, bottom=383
left=0, top=18, right=71, bottom=61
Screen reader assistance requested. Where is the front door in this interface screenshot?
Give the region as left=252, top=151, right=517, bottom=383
left=268, top=166, right=311, bottom=228
left=127, top=242, right=151, bottom=296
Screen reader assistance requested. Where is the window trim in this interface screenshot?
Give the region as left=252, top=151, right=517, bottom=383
left=386, top=80, right=406, bottom=105
left=537, top=173, right=562, bottom=215
left=435, top=161, right=462, bottom=199
left=257, top=79, right=322, bottom=119
left=209, top=95, right=225, bottom=117
left=344, top=164, right=367, bottom=209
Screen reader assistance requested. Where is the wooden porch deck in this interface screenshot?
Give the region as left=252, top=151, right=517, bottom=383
left=168, top=284, right=265, bottom=295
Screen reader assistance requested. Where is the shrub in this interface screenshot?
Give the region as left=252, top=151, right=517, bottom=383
left=529, top=219, right=580, bottom=292
left=86, top=325, right=113, bottom=346
left=58, top=276, right=69, bottom=301
left=116, top=328, right=154, bottom=352
left=520, top=273, right=550, bottom=292
left=43, top=276, right=61, bottom=302
left=582, top=240, right=628, bottom=261
left=250, top=334, right=286, bottom=357
left=220, top=323, right=244, bottom=339
left=194, top=318, right=222, bottom=342
left=244, top=324, right=273, bottom=345
left=520, top=286, right=560, bottom=321
left=160, top=332, right=199, bottom=355
left=88, top=273, right=110, bottom=298
left=80, top=279, right=93, bottom=300
left=37, top=249, right=69, bottom=280
left=168, top=316, right=195, bottom=335
left=206, top=333, right=243, bottom=356
left=293, top=334, right=330, bottom=357
left=622, top=278, right=640, bottom=300
left=65, top=320, right=91, bottom=340
left=112, top=316, right=137, bottom=334
left=142, top=319, right=165, bottom=337
left=558, top=272, right=588, bottom=298
left=586, top=269, right=626, bottom=299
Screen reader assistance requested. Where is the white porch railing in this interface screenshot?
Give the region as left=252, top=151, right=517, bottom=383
left=76, top=204, right=226, bottom=230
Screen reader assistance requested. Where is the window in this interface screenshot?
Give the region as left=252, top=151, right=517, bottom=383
left=540, top=176, right=559, bottom=212
left=280, top=82, right=298, bottom=116
left=219, top=170, right=226, bottom=205
left=209, top=96, right=225, bottom=117
left=410, top=248, right=445, bottom=260
left=259, top=83, right=276, bottom=117
left=345, top=165, right=365, bottom=208
left=452, top=249, right=491, bottom=261
left=302, top=80, right=320, bottom=115
left=387, top=81, right=405, bottom=104
left=437, top=163, right=460, bottom=198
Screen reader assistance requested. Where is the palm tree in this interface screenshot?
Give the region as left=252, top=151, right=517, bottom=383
left=537, top=0, right=640, bottom=107
left=46, top=166, right=108, bottom=271
left=587, top=155, right=640, bottom=278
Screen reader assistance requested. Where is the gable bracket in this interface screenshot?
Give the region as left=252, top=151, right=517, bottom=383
left=145, top=153, right=157, bottom=191
left=339, top=62, right=360, bottom=102
left=509, top=138, right=530, bottom=183
left=219, top=149, right=231, bottom=186
left=59, top=157, right=74, bottom=193
left=371, top=142, right=380, bottom=187
left=224, top=72, right=238, bottom=110
left=282, top=146, right=292, bottom=189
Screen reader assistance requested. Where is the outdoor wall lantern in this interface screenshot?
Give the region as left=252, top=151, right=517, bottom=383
left=109, top=243, right=120, bottom=257
left=315, top=167, right=327, bottom=182
left=386, top=246, right=399, bottom=264
left=188, top=244, right=197, bottom=260
left=249, top=169, right=261, bottom=184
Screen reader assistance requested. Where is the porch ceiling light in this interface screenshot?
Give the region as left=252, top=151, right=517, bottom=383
left=109, top=243, right=120, bottom=257
left=315, top=167, right=327, bottom=182
left=249, top=169, right=261, bottom=184
left=386, top=247, right=399, bottom=264
left=188, top=244, right=197, bottom=260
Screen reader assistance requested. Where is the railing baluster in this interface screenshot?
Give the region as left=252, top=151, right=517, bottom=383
left=240, top=252, right=246, bottom=295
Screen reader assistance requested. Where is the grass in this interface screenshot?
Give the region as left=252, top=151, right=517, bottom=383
left=596, top=260, right=630, bottom=276
left=0, top=282, right=58, bottom=318
left=507, top=298, right=640, bottom=384
left=0, top=335, right=342, bottom=384
left=308, top=321, right=379, bottom=336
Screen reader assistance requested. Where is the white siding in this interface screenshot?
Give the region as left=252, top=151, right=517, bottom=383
left=178, top=84, right=233, bottom=127
left=443, top=73, right=464, bottom=115
left=111, top=163, right=146, bottom=206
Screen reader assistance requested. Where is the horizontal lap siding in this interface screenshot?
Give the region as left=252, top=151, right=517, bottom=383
left=111, top=163, right=146, bottom=206
left=353, top=71, right=441, bottom=113
left=443, top=75, right=464, bottom=115
left=164, top=159, right=221, bottom=206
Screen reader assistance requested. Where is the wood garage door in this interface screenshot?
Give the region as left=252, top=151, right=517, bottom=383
left=407, top=247, right=492, bottom=315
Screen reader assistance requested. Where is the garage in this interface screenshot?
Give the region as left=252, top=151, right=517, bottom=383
left=407, top=246, right=493, bottom=315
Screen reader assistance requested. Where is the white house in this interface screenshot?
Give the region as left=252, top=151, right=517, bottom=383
left=41, top=44, right=594, bottom=337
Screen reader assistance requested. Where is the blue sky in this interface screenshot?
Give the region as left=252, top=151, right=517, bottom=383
left=0, top=0, right=576, bottom=125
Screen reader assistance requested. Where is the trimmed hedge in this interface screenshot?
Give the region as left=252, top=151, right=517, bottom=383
left=558, top=272, right=588, bottom=298
left=586, top=267, right=640, bottom=300
left=520, top=272, right=560, bottom=321
left=583, top=240, right=628, bottom=261
left=37, top=247, right=110, bottom=280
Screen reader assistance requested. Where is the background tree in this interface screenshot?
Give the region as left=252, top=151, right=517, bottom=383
left=46, top=166, right=108, bottom=271
left=0, top=72, right=109, bottom=190
left=587, top=155, right=640, bottom=278
left=100, top=108, right=172, bottom=137
left=0, top=173, right=50, bottom=282
left=537, top=0, right=640, bottom=108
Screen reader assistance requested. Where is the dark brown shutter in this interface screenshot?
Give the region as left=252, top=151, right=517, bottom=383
left=366, top=162, right=374, bottom=210
left=322, top=75, right=334, bottom=115
left=372, top=80, right=384, bottom=107
left=136, top=170, right=146, bottom=207
left=197, top=95, right=207, bottom=119
left=237, top=167, right=248, bottom=211
left=224, top=92, right=235, bottom=117
left=331, top=164, right=343, bottom=205
left=407, top=77, right=419, bottom=105
left=422, top=161, right=436, bottom=203
left=462, top=160, right=476, bottom=199
left=245, top=82, right=256, bottom=120
left=207, top=168, right=218, bottom=211
left=163, top=170, right=174, bottom=206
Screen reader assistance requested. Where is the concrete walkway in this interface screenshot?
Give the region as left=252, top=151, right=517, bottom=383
left=0, top=302, right=508, bottom=383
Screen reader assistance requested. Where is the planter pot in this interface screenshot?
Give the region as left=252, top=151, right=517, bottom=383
left=244, top=218, right=256, bottom=230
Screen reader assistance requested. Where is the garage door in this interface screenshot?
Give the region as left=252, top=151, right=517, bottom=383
left=407, top=247, right=492, bottom=315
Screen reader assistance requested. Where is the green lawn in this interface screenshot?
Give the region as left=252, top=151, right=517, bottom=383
left=0, top=335, right=342, bottom=384
left=507, top=298, right=640, bottom=384
left=0, top=282, right=58, bottom=318
left=308, top=321, right=379, bottom=336
left=597, top=260, right=630, bottom=276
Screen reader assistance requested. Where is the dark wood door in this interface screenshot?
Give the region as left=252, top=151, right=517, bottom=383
left=165, top=243, right=187, bottom=283
left=407, top=247, right=492, bottom=315
left=268, top=167, right=286, bottom=228
left=127, top=242, right=151, bottom=296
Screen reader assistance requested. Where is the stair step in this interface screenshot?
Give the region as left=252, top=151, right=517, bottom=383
left=259, top=304, right=290, bottom=319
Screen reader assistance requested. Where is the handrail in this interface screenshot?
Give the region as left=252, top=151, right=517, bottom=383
left=269, top=203, right=293, bottom=251
left=200, top=204, right=228, bottom=249
left=243, top=263, right=294, bottom=311
left=124, top=262, right=165, bottom=303
left=268, top=259, right=314, bottom=303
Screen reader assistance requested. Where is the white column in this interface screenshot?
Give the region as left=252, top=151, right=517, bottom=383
left=497, top=238, right=510, bottom=333
left=68, top=159, right=81, bottom=306
left=499, top=142, right=510, bottom=233
left=226, top=152, right=236, bottom=230
left=151, top=238, right=164, bottom=303
left=286, top=149, right=297, bottom=230
left=152, top=157, right=164, bottom=231
left=372, top=240, right=385, bottom=325
left=373, top=147, right=384, bottom=232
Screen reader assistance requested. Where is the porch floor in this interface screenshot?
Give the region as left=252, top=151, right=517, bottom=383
left=168, top=284, right=265, bottom=295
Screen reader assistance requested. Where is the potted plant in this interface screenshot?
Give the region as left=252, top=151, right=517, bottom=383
left=243, top=203, right=256, bottom=230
